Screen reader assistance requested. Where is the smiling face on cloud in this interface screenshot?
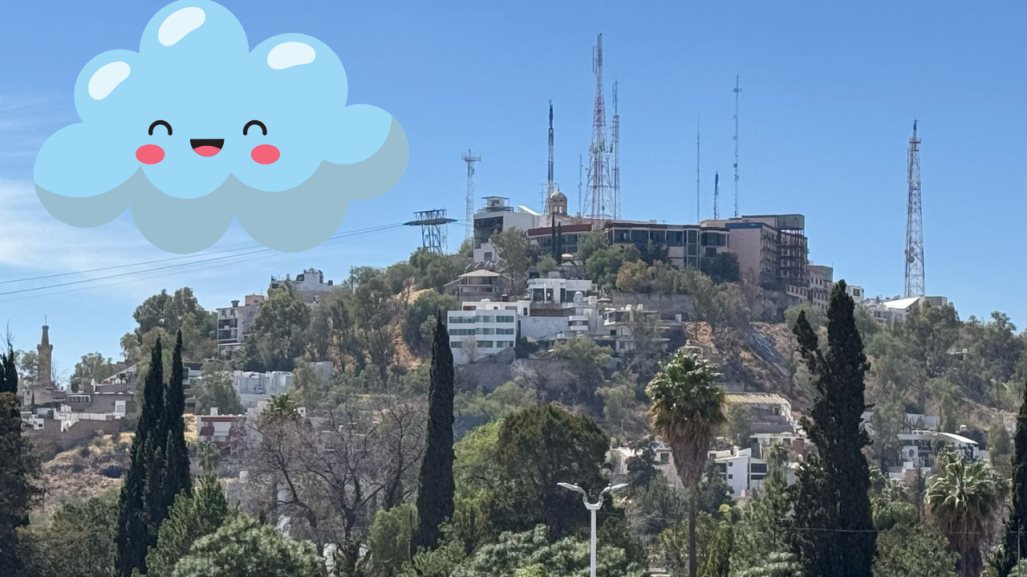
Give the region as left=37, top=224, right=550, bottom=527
left=34, top=1, right=408, bottom=253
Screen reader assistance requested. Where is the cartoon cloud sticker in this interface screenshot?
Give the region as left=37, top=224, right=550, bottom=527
left=34, top=0, right=408, bottom=253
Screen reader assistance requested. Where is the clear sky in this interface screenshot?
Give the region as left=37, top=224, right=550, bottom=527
left=1, top=0, right=1024, bottom=376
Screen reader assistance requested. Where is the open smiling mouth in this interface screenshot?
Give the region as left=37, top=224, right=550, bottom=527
left=190, top=138, right=224, bottom=157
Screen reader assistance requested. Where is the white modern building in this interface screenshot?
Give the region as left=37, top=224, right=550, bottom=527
left=447, top=301, right=520, bottom=364
left=863, top=295, right=949, bottom=326
left=710, top=447, right=770, bottom=500
left=270, top=268, right=336, bottom=303
left=519, top=276, right=599, bottom=341
left=471, top=196, right=541, bottom=265
left=594, top=303, right=673, bottom=354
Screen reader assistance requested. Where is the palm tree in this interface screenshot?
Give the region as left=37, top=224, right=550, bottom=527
left=926, top=452, right=1002, bottom=577
left=647, top=348, right=725, bottom=577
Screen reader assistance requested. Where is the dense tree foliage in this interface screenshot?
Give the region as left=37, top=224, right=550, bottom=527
left=488, top=404, right=611, bottom=539
left=413, top=318, right=456, bottom=552
left=115, top=333, right=191, bottom=577
left=0, top=343, right=38, bottom=574
left=169, top=514, right=323, bottom=577
left=145, top=477, right=231, bottom=577
left=19, top=490, right=118, bottom=577
left=192, top=360, right=244, bottom=416
left=997, top=386, right=1027, bottom=577
left=792, top=281, right=875, bottom=577
left=124, top=288, right=216, bottom=362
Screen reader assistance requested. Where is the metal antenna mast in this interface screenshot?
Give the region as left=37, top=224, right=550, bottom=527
left=611, top=81, right=621, bottom=219
left=577, top=154, right=583, bottom=216
left=463, top=149, right=481, bottom=242
left=904, top=120, right=925, bottom=297
left=585, top=33, right=613, bottom=226
left=545, top=101, right=555, bottom=214
left=713, top=171, right=720, bottom=220
left=696, top=118, right=701, bottom=222
left=732, top=75, right=741, bottom=218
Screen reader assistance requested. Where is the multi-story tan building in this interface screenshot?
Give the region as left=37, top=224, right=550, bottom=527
left=702, top=214, right=809, bottom=292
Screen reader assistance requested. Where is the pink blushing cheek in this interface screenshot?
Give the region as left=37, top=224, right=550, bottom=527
left=136, top=144, right=164, bottom=165
left=251, top=144, right=280, bottom=165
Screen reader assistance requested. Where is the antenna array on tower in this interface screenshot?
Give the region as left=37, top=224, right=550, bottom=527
left=904, top=120, right=925, bottom=297
left=463, top=149, right=481, bottom=243
left=611, top=81, right=621, bottom=221
left=584, top=33, right=616, bottom=226
left=732, top=75, right=741, bottom=218
left=713, top=171, right=720, bottom=220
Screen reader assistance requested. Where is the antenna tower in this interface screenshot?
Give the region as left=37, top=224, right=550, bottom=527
left=732, top=75, right=741, bottom=218
left=545, top=101, right=555, bottom=213
left=577, top=154, right=583, bottom=216
left=463, top=149, right=481, bottom=242
left=585, top=33, right=614, bottom=226
left=713, top=171, right=720, bottom=220
left=611, top=81, right=621, bottom=220
left=904, top=120, right=925, bottom=297
left=696, top=119, right=701, bottom=222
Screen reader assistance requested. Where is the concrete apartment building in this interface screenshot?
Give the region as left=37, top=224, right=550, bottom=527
left=447, top=301, right=519, bottom=364
left=216, top=294, right=266, bottom=356
left=701, top=214, right=809, bottom=292
left=526, top=219, right=731, bottom=269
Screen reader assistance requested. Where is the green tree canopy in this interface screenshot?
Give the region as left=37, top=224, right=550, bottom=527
left=19, top=490, right=118, bottom=577
left=192, top=360, right=244, bottom=416
left=169, top=514, right=323, bottom=577
left=489, top=404, right=611, bottom=539
left=0, top=344, right=38, bottom=574
left=145, top=477, right=231, bottom=577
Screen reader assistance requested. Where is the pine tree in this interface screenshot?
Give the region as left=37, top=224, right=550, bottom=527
left=0, top=344, right=38, bottom=574
left=145, top=476, right=231, bottom=577
left=996, top=384, right=1027, bottom=577
left=792, top=281, right=875, bottom=577
left=117, top=337, right=164, bottom=577
left=412, top=316, right=455, bottom=552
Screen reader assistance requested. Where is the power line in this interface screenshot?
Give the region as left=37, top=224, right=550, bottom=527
left=0, top=223, right=408, bottom=299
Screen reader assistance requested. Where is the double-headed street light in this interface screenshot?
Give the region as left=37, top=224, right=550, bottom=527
left=558, top=482, right=630, bottom=577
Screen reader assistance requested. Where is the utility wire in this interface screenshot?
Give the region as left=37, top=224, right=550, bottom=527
left=0, top=222, right=408, bottom=299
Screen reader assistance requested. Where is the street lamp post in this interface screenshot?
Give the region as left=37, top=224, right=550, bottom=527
left=558, top=482, right=629, bottom=577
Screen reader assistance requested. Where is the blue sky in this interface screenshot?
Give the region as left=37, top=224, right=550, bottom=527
left=1, top=0, right=1024, bottom=376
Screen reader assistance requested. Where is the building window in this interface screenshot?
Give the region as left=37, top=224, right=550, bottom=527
left=450, top=341, right=462, bottom=348
left=496, top=315, right=514, bottom=323
left=688, top=230, right=698, bottom=244
left=728, top=474, right=733, bottom=480
left=477, top=341, right=494, bottom=348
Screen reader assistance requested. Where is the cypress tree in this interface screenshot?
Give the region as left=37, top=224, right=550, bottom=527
left=117, top=337, right=164, bottom=577
left=160, top=331, right=191, bottom=516
left=116, top=333, right=191, bottom=577
left=412, top=315, right=455, bottom=552
left=792, top=281, right=875, bottom=577
left=996, top=384, right=1027, bottom=577
left=0, top=344, right=38, bottom=574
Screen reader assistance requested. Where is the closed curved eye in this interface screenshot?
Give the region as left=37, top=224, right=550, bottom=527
left=148, top=120, right=173, bottom=136
left=243, top=120, right=267, bottom=136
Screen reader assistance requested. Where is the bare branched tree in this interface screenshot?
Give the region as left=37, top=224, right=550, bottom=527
left=241, top=395, right=427, bottom=575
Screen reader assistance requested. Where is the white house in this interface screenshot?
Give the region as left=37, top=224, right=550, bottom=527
left=447, top=301, right=520, bottom=364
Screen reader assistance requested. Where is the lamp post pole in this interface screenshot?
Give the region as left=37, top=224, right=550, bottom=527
left=558, top=482, right=629, bottom=577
